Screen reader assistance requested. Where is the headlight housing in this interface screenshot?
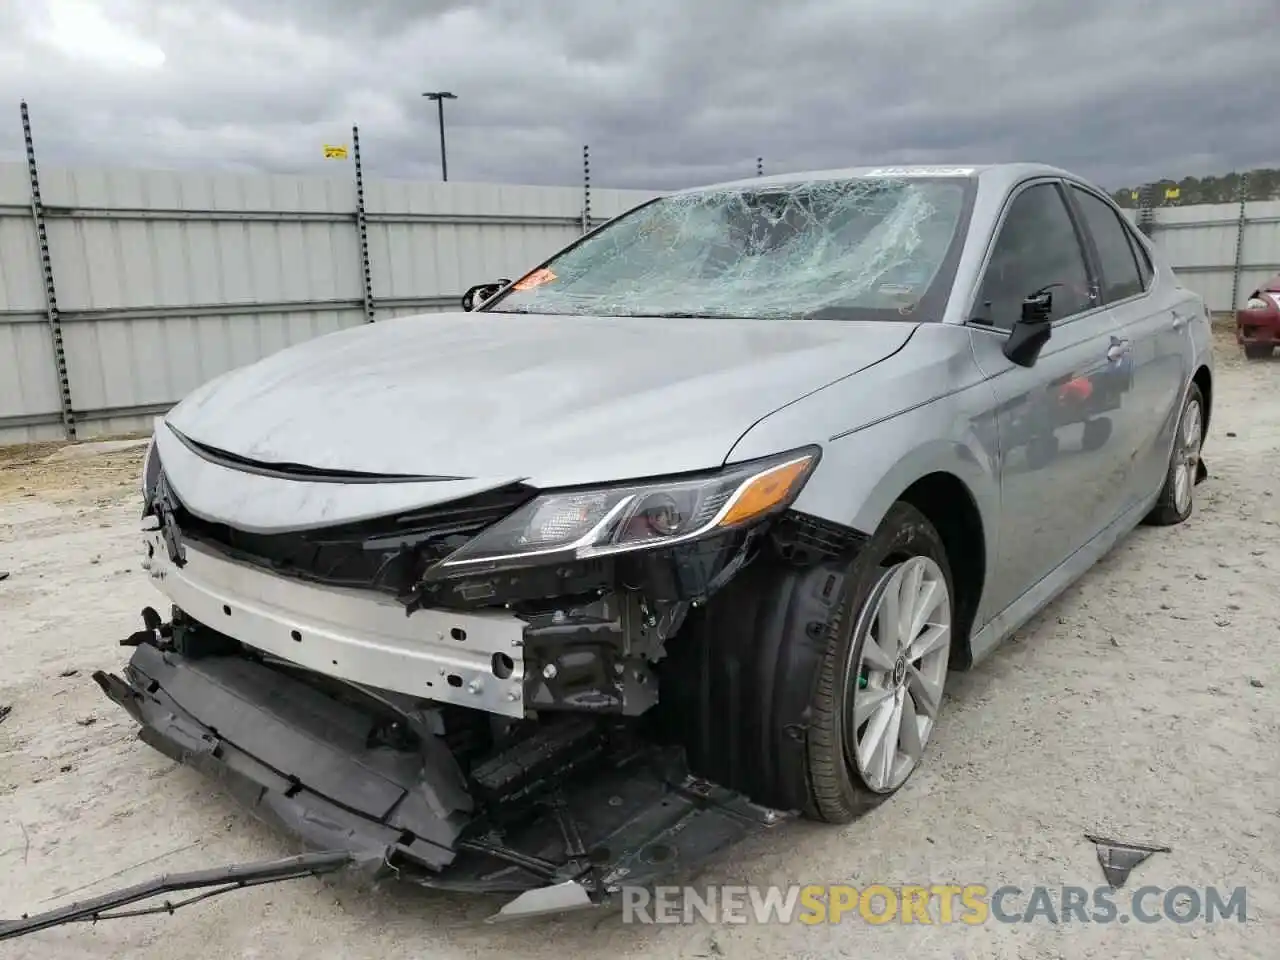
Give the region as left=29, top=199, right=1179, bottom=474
left=425, top=447, right=819, bottom=577
left=1246, top=297, right=1269, bottom=311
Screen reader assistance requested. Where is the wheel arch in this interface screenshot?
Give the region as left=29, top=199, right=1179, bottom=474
left=893, top=471, right=986, bottom=670
left=658, top=464, right=991, bottom=814
left=1192, top=363, right=1212, bottom=434
left=791, top=432, right=998, bottom=669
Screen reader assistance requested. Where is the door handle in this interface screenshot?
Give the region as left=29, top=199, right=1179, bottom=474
left=1107, top=338, right=1130, bottom=362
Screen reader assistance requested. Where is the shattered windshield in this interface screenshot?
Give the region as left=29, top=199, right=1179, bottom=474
left=488, top=176, right=974, bottom=320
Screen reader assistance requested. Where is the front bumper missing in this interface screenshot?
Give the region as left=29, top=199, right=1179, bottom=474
left=140, top=528, right=529, bottom=718
left=92, top=642, right=787, bottom=917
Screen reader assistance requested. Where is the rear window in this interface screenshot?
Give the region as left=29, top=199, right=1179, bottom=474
left=1069, top=186, right=1145, bottom=302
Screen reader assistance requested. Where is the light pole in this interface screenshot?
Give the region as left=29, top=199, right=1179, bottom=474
left=421, top=91, right=457, bottom=181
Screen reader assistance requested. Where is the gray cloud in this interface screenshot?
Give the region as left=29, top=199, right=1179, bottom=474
left=0, top=0, right=1275, bottom=192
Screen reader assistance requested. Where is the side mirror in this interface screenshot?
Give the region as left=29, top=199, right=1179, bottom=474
left=1002, top=287, right=1056, bottom=367
left=462, top=279, right=510, bottom=312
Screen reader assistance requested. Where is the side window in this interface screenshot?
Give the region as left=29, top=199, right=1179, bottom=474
left=975, top=183, right=1093, bottom=331
left=1127, top=226, right=1154, bottom=289
left=1069, top=186, right=1145, bottom=302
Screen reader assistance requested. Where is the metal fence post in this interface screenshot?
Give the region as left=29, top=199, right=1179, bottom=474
left=21, top=101, right=76, bottom=440
left=1136, top=184, right=1155, bottom=239
left=582, top=145, right=591, bottom=234
left=352, top=124, right=375, bottom=322
left=1228, top=172, right=1250, bottom=313
left=756, top=157, right=763, bottom=177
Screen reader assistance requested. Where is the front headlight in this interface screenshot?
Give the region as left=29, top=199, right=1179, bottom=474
left=1246, top=297, right=1269, bottom=310
left=426, top=448, right=819, bottom=577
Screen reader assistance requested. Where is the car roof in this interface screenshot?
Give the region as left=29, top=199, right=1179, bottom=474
left=675, top=162, right=1087, bottom=195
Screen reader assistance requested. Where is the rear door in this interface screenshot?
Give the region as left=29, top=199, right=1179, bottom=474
left=1063, top=183, right=1192, bottom=508
left=966, top=179, right=1132, bottom=615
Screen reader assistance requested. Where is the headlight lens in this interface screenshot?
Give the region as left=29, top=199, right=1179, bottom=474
left=1247, top=297, right=1269, bottom=310
left=427, top=448, right=819, bottom=576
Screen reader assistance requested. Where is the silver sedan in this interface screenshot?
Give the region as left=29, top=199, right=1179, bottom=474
left=99, top=162, right=1213, bottom=905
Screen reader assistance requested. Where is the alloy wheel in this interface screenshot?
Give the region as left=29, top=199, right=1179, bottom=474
left=1173, top=398, right=1203, bottom=515
left=844, top=555, right=952, bottom=794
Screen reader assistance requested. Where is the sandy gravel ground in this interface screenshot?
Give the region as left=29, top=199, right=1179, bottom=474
left=2, top=327, right=1277, bottom=959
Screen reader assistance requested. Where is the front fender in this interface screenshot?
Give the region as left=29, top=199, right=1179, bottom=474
left=806, top=425, right=998, bottom=540
left=728, top=324, right=1000, bottom=538
left=726, top=324, right=1001, bottom=615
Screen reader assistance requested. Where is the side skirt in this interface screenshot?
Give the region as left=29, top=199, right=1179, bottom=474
left=968, top=492, right=1158, bottom=666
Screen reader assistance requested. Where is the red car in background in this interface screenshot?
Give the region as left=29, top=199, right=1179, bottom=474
left=1237, top=274, right=1280, bottom=359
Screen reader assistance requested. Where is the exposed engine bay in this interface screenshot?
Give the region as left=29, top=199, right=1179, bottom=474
left=92, top=441, right=865, bottom=911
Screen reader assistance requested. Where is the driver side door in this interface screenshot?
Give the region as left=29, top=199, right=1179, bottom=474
left=967, top=178, right=1132, bottom=616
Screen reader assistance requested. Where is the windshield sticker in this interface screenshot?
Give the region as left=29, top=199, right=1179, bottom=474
left=513, top=268, right=557, bottom=291
left=488, top=178, right=968, bottom=320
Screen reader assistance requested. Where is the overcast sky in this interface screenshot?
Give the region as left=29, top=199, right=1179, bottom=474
left=0, top=0, right=1274, bottom=192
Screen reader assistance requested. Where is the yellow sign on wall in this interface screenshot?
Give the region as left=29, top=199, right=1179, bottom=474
left=323, top=144, right=348, bottom=160
left=1164, top=186, right=1180, bottom=200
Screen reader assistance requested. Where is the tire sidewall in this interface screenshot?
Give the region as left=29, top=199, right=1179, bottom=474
left=807, top=501, right=955, bottom=819
left=1165, top=385, right=1204, bottom=522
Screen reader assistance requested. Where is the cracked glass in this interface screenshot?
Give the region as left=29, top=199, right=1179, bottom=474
left=488, top=175, right=975, bottom=321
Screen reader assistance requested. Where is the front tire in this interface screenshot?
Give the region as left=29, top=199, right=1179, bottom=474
left=806, top=503, right=954, bottom=822
left=1144, top=383, right=1204, bottom=526
left=1243, top=343, right=1274, bottom=360
left=659, top=504, right=957, bottom=825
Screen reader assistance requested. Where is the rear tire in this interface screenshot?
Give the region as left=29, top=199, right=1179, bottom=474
left=1144, top=383, right=1204, bottom=526
left=1243, top=343, right=1274, bottom=360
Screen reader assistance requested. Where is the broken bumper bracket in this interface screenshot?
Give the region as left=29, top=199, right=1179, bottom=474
left=90, top=641, right=789, bottom=921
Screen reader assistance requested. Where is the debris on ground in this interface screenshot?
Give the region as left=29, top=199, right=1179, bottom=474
left=1085, top=834, right=1172, bottom=888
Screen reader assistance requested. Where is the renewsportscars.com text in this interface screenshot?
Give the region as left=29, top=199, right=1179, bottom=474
left=620, top=884, right=1248, bottom=925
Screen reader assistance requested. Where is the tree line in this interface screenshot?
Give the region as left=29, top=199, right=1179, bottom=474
left=1110, top=167, right=1280, bottom=208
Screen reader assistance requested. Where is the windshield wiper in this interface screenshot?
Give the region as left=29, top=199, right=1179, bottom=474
left=627, top=312, right=727, bottom=319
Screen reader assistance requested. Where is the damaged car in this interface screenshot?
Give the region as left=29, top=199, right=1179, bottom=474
left=93, top=163, right=1213, bottom=917
left=1237, top=273, right=1280, bottom=359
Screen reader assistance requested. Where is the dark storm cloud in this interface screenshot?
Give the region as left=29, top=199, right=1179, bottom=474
left=1, top=0, right=1275, bottom=191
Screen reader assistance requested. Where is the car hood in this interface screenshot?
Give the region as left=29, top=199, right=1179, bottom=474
left=165, top=311, right=916, bottom=488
